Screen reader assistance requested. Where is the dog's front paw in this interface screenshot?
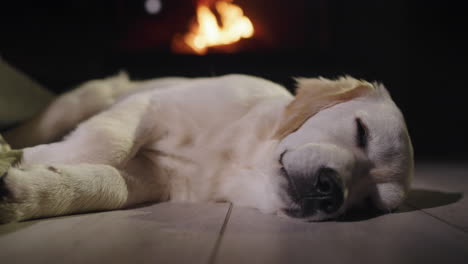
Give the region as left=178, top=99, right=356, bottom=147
left=0, top=166, right=44, bottom=224
left=0, top=146, right=24, bottom=224
left=0, top=172, right=22, bottom=224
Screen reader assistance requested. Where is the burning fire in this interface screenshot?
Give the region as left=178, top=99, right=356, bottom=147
left=174, top=1, right=254, bottom=54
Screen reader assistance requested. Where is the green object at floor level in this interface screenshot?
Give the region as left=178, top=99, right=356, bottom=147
left=0, top=134, right=22, bottom=175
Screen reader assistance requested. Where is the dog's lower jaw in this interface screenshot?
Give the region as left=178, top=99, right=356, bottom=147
left=209, top=168, right=285, bottom=215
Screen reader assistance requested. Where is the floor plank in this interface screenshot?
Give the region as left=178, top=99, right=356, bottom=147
left=214, top=205, right=468, bottom=264
left=0, top=202, right=230, bottom=264
left=406, top=162, right=468, bottom=232
left=1, top=162, right=467, bottom=264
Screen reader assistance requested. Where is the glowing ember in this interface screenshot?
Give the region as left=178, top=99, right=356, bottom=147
left=175, top=1, right=254, bottom=54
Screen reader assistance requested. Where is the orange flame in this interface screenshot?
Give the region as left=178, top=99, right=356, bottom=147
left=177, top=1, right=254, bottom=54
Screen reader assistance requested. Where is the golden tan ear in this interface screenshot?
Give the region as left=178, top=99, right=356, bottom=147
left=274, top=76, right=375, bottom=139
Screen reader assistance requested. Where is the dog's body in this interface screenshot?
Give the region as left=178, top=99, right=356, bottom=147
left=0, top=74, right=414, bottom=223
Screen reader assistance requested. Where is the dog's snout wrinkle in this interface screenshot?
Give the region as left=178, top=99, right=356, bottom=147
left=281, top=166, right=301, bottom=203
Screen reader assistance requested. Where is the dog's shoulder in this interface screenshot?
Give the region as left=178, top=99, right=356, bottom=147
left=132, top=74, right=292, bottom=125
left=145, top=74, right=291, bottom=102
left=214, top=74, right=292, bottom=99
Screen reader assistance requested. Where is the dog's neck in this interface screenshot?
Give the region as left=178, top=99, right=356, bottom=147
left=207, top=101, right=290, bottom=213
left=152, top=96, right=291, bottom=213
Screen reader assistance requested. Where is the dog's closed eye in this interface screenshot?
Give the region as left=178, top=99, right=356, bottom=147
left=279, top=150, right=287, bottom=167
left=356, top=118, right=368, bottom=149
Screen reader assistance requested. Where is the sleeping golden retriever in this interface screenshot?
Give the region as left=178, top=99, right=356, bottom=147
left=0, top=73, right=413, bottom=223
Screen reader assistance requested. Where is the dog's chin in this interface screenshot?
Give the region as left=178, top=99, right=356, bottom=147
left=280, top=206, right=342, bottom=222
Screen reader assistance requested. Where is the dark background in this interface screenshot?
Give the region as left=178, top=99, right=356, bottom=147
left=1, top=0, right=467, bottom=161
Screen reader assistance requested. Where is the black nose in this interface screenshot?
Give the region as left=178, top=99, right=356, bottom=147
left=301, top=167, right=344, bottom=215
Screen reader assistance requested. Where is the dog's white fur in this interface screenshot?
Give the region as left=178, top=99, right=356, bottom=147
left=0, top=73, right=413, bottom=223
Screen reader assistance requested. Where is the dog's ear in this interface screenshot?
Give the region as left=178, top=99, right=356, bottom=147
left=371, top=182, right=408, bottom=212
left=274, top=76, right=375, bottom=139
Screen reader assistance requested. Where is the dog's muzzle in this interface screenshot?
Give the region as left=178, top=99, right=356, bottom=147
left=283, top=167, right=344, bottom=218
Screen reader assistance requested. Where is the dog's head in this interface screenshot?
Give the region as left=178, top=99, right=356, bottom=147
left=274, top=76, right=413, bottom=221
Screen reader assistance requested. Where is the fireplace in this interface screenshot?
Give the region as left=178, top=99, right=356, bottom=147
left=1, top=0, right=333, bottom=91
left=118, top=0, right=315, bottom=54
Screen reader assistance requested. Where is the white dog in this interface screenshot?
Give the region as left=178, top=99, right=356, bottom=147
left=0, top=73, right=413, bottom=223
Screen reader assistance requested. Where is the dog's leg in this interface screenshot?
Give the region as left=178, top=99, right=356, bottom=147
left=20, top=89, right=155, bottom=166
left=0, top=159, right=167, bottom=224
left=3, top=72, right=136, bottom=148
left=0, top=163, right=130, bottom=223
left=4, top=74, right=189, bottom=149
left=0, top=94, right=161, bottom=223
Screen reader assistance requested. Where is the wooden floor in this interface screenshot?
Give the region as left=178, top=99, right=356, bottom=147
left=1, top=162, right=467, bottom=264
